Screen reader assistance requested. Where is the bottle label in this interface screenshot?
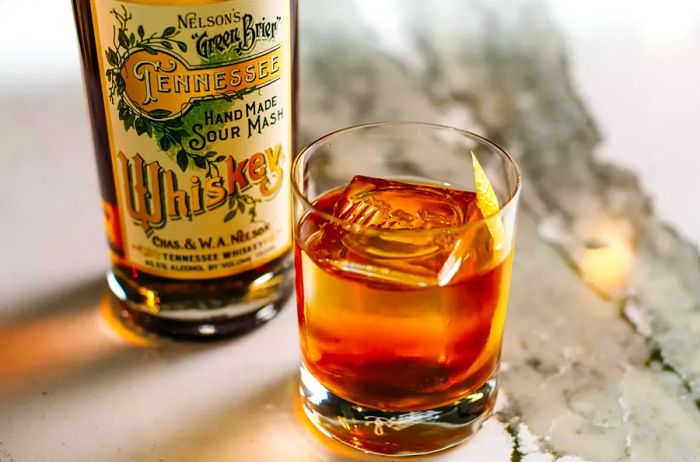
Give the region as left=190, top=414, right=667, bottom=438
left=90, top=0, right=292, bottom=279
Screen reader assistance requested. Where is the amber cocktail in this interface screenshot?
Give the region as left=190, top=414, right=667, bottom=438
left=293, top=123, right=520, bottom=456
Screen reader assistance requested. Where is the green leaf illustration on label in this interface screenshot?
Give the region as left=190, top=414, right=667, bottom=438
left=105, top=7, right=230, bottom=176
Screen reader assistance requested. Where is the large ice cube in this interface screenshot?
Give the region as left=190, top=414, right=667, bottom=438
left=316, top=176, right=496, bottom=286
left=332, top=176, right=477, bottom=230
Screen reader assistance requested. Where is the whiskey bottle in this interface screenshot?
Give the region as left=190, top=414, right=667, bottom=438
left=72, top=0, right=297, bottom=338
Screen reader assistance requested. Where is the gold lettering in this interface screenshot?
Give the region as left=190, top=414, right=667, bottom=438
left=226, top=157, right=250, bottom=193
left=157, top=75, right=170, bottom=93
left=193, top=74, right=209, bottom=92
left=132, top=59, right=177, bottom=106
left=260, top=144, right=283, bottom=196
left=121, top=49, right=282, bottom=117
left=244, top=64, right=256, bottom=83
left=214, top=72, right=227, bottom=90
left=247, top=152, right=266, bottom=182
left=230, top=69, right=242, bottom=87
left=164, top=171, right=189, bottom=219
left=258, top=60, right=269, bottom=79
left=206, top=177, right=227, bottom=209
left=117, top=152, right=165, bottom=234
left=190, top=176, right=204, bottom=214
left=173, top=74, right=190, bottom=93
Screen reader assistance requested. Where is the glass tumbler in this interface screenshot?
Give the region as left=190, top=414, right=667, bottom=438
left=292, top=122, right=521, bottom=456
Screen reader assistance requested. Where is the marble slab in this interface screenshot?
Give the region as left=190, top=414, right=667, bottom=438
left=298, top=0, right=700, bottom=460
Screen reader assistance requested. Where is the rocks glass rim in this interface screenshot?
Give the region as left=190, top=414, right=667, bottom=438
left=291, top=120, right=522, bottom=236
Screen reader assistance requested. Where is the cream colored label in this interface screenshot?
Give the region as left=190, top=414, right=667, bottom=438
left=91, top=0, right=292, bottom=279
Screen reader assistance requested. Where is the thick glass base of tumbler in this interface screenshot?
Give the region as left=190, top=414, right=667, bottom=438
left=106, top=255, right=293, bottom=340
left=299, top=366, right=498, bottom=456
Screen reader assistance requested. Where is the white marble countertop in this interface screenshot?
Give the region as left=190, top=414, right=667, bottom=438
left=1, top=1, right=700, bottom=461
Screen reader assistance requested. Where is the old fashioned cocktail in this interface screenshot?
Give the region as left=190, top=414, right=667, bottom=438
left=293, top=123, right=520, bottom=455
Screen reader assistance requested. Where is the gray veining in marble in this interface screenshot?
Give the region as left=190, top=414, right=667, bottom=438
left=299, top=0, right=700, bottom=460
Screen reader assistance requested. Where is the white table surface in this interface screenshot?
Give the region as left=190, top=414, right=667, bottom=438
left=1, top=1, right=700, bottom=461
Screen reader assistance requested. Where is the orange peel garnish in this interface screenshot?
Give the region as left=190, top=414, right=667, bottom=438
left=472, top=151, right=505, bottom=249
